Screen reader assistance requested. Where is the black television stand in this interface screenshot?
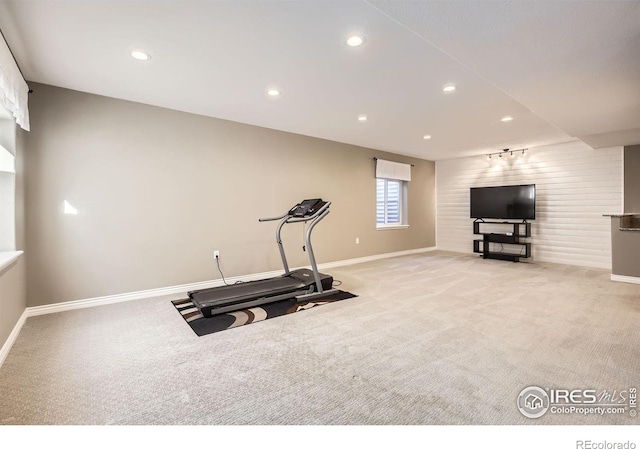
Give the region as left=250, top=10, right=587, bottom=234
left=472, top=219, right=531, bottom=262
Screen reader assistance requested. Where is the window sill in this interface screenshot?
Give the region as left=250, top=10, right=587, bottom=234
left=376, top=225, right=410, bottom=231
left=0, top=251, right=24, bottom=275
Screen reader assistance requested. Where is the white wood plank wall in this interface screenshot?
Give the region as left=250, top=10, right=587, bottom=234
left=436, top=141, right=623, bottom=268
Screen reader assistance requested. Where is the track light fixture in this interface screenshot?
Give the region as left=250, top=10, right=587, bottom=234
left=485, top=148, right=527, bottom=159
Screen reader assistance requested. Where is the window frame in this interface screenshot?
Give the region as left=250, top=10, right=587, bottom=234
left=376, top=177, right=409, bottom=230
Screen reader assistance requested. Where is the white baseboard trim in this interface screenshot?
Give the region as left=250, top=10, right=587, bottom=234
left=26, top=269, right=286, bottom=317
left=26, top=246, right=438, bottom=318
left=534, top=256, right=610, bottom=270
left=611, top=274, right=640, bottom=285
left=0, top=309, right=28, bottom=369
left=317, top=246, right=437, bottom=270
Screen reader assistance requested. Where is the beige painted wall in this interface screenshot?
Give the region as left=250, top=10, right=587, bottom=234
left=609, top=145, right=640, bottom=278
left=624, top=145, right=640, bottom=213
left=611, top=219, right=640, bottom=278
left=0, top=122, right=27, bottom=349
left=24, top=83, right=435, bottom=307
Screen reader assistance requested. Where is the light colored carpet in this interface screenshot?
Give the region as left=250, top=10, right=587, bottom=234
left=1, top=251, right=639, bottom=425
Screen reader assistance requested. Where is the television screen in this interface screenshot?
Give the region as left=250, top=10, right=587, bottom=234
left=470, top=184, right=536, bottom=220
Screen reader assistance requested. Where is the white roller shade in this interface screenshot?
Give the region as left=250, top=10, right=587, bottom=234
left=0, top=35, right=29, bottom=131
left=376, top=159, right=411, bottom=181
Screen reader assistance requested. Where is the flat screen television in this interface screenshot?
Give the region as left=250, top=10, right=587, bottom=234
left=470, top=184, right=536, bottom=220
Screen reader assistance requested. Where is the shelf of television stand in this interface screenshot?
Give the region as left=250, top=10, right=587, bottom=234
left=473, top=220, right=531, bottom=262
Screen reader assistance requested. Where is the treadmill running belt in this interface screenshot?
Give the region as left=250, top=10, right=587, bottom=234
left=190, top=276, right=306, bottom=307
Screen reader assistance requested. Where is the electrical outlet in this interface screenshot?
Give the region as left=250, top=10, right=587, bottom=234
left=214, top=250, right=220, bottom=259
left=355, top=237, right=360, bottom=244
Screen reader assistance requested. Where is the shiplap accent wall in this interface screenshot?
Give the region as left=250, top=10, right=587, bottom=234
left=436, top=141, right=623, bottom=268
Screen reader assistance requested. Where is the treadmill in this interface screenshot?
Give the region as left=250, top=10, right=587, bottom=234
left=188, top=199, right=336, bottom=318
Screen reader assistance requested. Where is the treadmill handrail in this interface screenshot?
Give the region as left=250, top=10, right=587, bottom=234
left=303, top=207, right=331, bottom=293
left=258, top=213, right=288, bottom=222
left=257, top=200, right=331, bottom=283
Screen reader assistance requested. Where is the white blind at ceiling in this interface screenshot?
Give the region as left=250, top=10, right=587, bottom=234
left=375, top=159, right=411, bottom=181
left=0, top=35, right=29, bottom=131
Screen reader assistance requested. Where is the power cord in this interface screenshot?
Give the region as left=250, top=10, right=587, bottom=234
left=215, top=256, right=231, bottom=286
left=215, top=255, right=243, bottom=286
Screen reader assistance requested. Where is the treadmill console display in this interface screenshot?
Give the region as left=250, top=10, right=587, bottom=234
left=289, top=198, right=324, bottom=217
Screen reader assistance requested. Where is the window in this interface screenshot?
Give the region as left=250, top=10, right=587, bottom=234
left=377, top=179, right=400, bottom=225
left=376, top=178, right=408, bottom=228
left=375, top=158, right=411, bottom=229
left=0, top=118, right=16, bottom=251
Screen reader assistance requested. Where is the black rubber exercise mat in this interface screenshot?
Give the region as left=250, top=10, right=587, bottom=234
left=172, top=290, right=357, bottom=336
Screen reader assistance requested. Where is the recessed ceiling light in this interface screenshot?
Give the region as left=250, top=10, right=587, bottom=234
left=347, top=35, right=364, bottom=47
left=423, top=135, right=432, bottom=140
left=267, top=89, right=281, bottom=97
left=442, top=84, right=456, bottom=93
left=500, top=116, right=514, bottom=122
left=130, top=50, right=151, bottom=61
left=357, top=114, right=367, bottom=122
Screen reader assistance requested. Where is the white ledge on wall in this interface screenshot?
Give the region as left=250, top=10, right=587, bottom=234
left=0, top=251, right=24, bottom=275
left=376, top=225, right=410, bottom=231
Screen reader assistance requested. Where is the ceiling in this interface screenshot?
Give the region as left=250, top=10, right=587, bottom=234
left=0, top=0, right=638, bottom=161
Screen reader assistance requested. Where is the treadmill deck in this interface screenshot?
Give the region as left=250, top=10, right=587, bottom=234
left=188, top=268, right=333, bottom=317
